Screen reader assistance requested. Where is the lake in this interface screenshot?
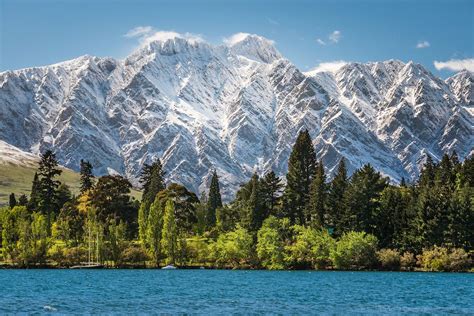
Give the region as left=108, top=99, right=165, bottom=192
left=0, top=270, right=472, bottom=314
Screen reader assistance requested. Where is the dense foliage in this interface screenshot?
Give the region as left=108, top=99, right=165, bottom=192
left=0, top=131, right=472, bottom=271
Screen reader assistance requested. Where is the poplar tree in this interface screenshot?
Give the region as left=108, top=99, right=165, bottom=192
left=282, top=129, right=317, bottom=224
left=161, top=199, right=178, bottom=265
left=146, top=198, right=163, bottom=266
left=138, top=159, right=165, bottom=243
left=207, top=170, right=222, bottom=228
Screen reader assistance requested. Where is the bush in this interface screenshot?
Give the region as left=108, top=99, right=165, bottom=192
left=447, top=248, right=471, bottom=272
left=121, top=246, right=149, bottom=266
left=400, top=252, right=416, bottom=270
left=285, top=225, right=335, bottom=269
left=62, top=247, right=88, bottom=266
left=330, top=231, right=378, bottom=269
left=416, top=247, right=471, bottom=272
left=257, top=217, right=291, bottom=270
left=210, top=225, right=253, bottom=268
left=377, top=249, right=400, bottom=270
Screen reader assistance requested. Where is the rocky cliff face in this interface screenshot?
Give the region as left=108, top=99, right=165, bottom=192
left=0, top=33, right=472, bottom=198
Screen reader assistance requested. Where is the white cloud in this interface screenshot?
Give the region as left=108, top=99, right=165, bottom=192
left=329, top=30, right=341, bottom=43
left=124, top=26, right=153, bottom=38
left=434, top=58, right=474, bottom=72
left=267, top=18, right=279, bottom=25
left=223, top=33, right=274, bottom=46
left=416, top=40, right=430, bottom=49
left=124, top=26, right=204, bottom=46
left=316, top=38, right=326, bottom=46
left=305, top=60, right=348, bottom=75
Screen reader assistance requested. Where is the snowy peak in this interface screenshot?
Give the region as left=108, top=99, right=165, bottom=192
left=224, top=33, right=282, bottom=63
left=0, top=33, right=472, bottom=199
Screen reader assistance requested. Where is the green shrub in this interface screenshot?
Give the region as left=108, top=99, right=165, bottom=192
left=417, top=246, right=449, bottom=271
left=447, top=248, right=471, bottom=272
left=210, top=225, right=253, bottom=268
left=377, top=249, right=400, bottom=270
left=121, top=246, right=149, bottom=265
left=330, top=231, right=378, bottom=269
left=257, top=217, right=291, bottom=270
left=285, top=225, right=335, bottom=269
left=400, top=252, right=416, bottom=270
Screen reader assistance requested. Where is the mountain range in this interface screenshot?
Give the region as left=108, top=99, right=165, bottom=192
left=0, top=33, right=472, bottom=199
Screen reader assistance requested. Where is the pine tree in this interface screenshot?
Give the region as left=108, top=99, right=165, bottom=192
left=161, top=199, right=178, bottom=265
left=28, top=172, right=40, bottom=211
left=207, top=170, right=222, bottom=228
left=242, top=173, right=265, bottom=232
left=138, top=159, right=165, bottom=243
left=9, top=193, right=17, bottom=209
left=306, top=160, right=327, bottom=227
left=282, top=130, right=317, bottom=224
left=343, top=164, right=388, bottom=234
left=260, top=171, right=283, bottom=218
left=436, top=153, right=455, bottom=189
left=80, top=159, right=94, bottom=193
left=37, top=150, right=62, bottom=228
left=418, top=154, right=436, bottom=188
left=327, top=158, right=348, bottom=235
left=18, top=194, right=28, bottom=206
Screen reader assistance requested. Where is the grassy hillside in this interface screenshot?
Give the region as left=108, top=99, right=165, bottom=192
left=0, top=163, right=142, bottom=206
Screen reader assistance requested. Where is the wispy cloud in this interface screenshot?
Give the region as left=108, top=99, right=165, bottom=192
left=124, top=26, right=204, bottom=46
left=267, top=17, right=279, bottom=25
left=416, top=40, right=430, bottom=49
left=306, top=60, right=348, bottom=75
left=124, top=26, right=154, bottom=38
left=316, top=38, right=326, bottom=46
left=316, top=30, right=341, bottom=45
left=434, top=58, right=474, bottom=72
left=329, top=30, right=341, bottom=43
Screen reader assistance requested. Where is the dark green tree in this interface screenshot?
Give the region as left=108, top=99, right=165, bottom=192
left=241, top=173, right=265, bottom=232
left=27, top=172, right=41, bottom=211
left=327, top=158, right=348, bottom=235
left=37, top=150, right=62, bottom=228
left=260, top=171, right=283, bottom=218
left=90, top=175, right=136, bottom=230
left=18, top=194, right=28, bottom=206
left=306, top=160, right=327, bottom=227
left=282, top=130, right=317, bottom=224
left=418, top=154, right=436, bottom=188
left=80, top=159, right=94, bottom=193
left=207, top=170, right=222, bottom=228
left=343, top=164, right=388, bottom=234
left=9, top=193, right=17, bottom=209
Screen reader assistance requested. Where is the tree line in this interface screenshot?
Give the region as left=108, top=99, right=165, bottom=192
left=1, top=130, right=473, bottom=271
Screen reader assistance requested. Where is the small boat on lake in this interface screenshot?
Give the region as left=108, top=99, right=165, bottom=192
left=70, top=263, right=104, bottom=269
left=161, top=264, right=177, bottom=270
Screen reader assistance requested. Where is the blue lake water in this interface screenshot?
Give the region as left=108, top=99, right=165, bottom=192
left=0, top=270, right=473, bottom=314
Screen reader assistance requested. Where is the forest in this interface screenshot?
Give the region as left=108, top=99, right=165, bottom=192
left=1, top=130, right=472, bottom=271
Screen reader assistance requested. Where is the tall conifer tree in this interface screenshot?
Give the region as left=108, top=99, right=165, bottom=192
left=282, top=129, right=317, bottom=224
left=307, top=160, right=327, bottom=226
left=207, top=170, right=222, bottom=228
left=80, top=159, right=94, bottom=193
left=327, top=158, right=348, bottom=234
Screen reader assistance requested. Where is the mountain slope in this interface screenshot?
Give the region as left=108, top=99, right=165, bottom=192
left=0, top=33, right=472, bottom=199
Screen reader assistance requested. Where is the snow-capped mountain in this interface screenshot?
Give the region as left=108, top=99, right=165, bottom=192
left=0, top=33, right=472, bottom=198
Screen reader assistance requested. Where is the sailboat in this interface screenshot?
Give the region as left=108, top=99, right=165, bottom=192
left=70, top=220, right=104, bottom=269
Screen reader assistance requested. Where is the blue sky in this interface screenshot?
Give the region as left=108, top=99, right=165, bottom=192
left=1, top=0, right=473, bottom=77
